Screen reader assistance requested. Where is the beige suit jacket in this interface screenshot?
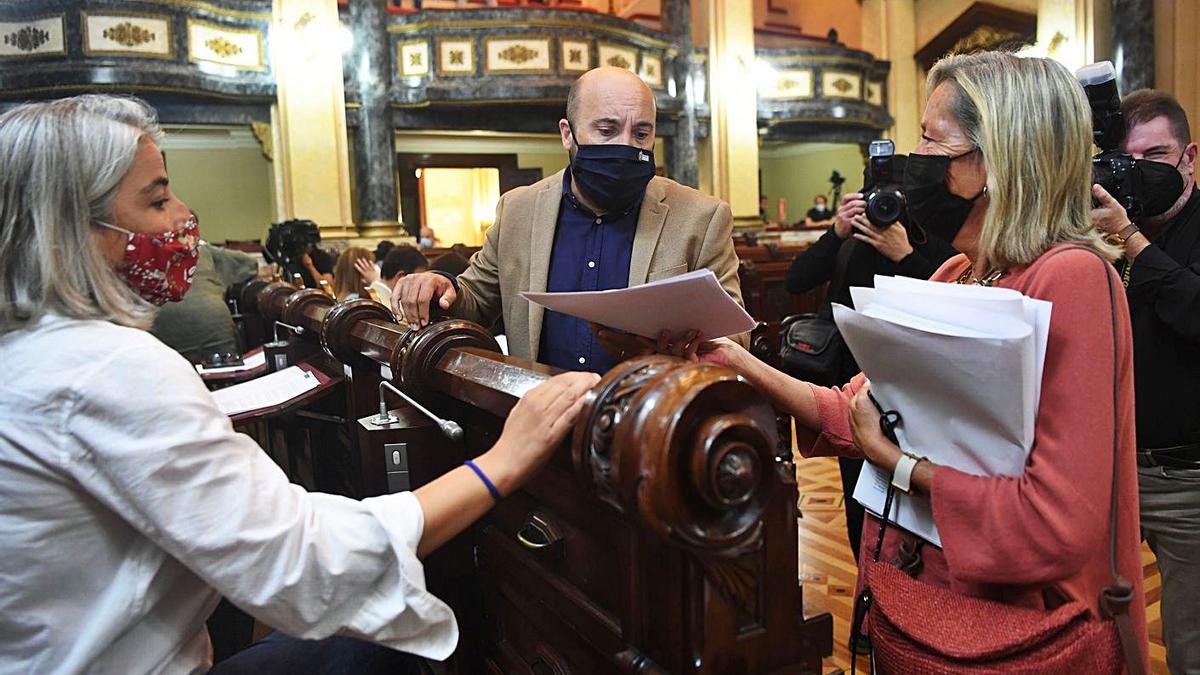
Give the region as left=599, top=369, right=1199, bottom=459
left=448, top=169, right=749, bottom=363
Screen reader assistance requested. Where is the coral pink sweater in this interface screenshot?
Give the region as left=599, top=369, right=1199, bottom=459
left=799, top=245, right=1147, bottom=666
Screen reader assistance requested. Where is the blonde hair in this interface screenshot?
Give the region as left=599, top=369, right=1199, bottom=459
left=0, top=95, right=164, bottom=334
left=333, top=246, right=373, bottom=300
left=927, top=52, right=1118, bottom=268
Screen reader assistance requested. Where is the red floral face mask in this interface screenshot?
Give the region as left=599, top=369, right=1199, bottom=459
left=96, top=216, right=200, bottom=305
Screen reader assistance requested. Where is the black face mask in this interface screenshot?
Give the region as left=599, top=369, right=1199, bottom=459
left=903, top=150, right=985, bottom=241
left=1135, top=157, right=1187, bottom=220
left=568, top=124, right=656, bottom=214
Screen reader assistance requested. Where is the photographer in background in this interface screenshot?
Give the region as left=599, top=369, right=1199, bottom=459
left=1091, top=89, right=1199, bottom=675
left=784, top=147, right=958, bottom=579
left=263, top=219, right=333, bottom=288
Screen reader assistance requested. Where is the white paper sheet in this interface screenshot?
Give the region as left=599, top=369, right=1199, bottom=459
left=834, top=277, right=1052, bottom=546
left=521, top=269, right=756, bottom=340
left=195, top=350, right=266, bottom=375
left=210, top=366, right=320, bottom=416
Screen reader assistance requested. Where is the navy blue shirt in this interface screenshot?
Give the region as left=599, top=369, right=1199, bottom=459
left=538, top=171, right=639, bottom=374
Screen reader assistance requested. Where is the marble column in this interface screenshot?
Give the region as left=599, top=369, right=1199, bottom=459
left=1112, top=0, right=1154, bottom=93
left=272, top=0, right=355, bottom=237
left=663, top=0, right=698, bottom=189
left=704, top=0, right=760, bottom=225
left=350, top=0, right=402, bottom=237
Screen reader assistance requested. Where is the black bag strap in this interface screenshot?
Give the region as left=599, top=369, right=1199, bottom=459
left=850, top=245, right=1144, bottom=675
left=818, top=235, right=859, bottom=321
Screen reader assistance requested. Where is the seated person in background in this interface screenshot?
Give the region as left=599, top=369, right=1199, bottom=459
left=374, top=239, right=395, bottom=264
left=150, top=222, right=260, bottom=363
left=356, top=245, right=429, bottom=306
left=418, top=226, right=437, bottom=249
left=429, top=251, right=471, bottom=277
left=0, top=93, right=600, bottom=674
left=332, top=246, right=373, bottom=301
left=393, top=66, right=747, bottom=374
left=802, top=194, right=835, bottom=227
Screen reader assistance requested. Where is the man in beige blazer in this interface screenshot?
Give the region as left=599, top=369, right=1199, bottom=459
left=394, top=66, right=747, bottom=371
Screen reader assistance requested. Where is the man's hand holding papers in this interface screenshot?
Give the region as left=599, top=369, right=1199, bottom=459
left=523, top=270, right=756, bottom=362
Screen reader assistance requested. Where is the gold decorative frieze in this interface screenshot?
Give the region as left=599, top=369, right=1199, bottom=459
left=865, top=80, right=883, bottom=106
left=398, top=40, right=429, bottom=77
left=0, top=17, right=64, bottom=57
left=187, top=19, right=263, bottom=70
left=821, top=70, right=861, bottom=99
left=598, top=43, right=637, bottom=73
left=640, top=53, right=663, bottom=88
left=205, top=37, right=242, bottom=58
left=760, top=67, right=813, bottom=99
left=104, top=23, right=154, bottom=47
left=437, top=38, right=473, bottom=76
left=84, top=14, right=172, bottom=58
left=485, top=37, right=551, bottom=73
left=560, top=39, right=589, bottom=72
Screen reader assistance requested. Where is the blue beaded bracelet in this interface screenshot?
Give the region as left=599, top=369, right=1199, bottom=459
left=464, top=460, right=503, bottom=502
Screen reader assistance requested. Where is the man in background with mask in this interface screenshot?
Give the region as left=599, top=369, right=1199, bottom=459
left=392, top=66, right=746, bottom=373
left=1091, top=89, right=1199, bottom=675
left=803, top=194, right=835, bottom=227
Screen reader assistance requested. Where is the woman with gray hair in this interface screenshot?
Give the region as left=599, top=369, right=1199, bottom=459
left=0, top=95, right=599, bottom=673
left=699, top=52, right=1147, bottom=671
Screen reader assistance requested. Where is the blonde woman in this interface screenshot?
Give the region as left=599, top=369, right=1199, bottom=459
left=332, top=245, right=374, bottom=301
left=0, top=95, right=599, bottom=673
left=700, top=52, right=1147, bottom=669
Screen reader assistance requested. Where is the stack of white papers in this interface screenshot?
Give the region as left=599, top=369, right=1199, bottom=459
left=833, top=275, right=1052, bottom=546
left=210, top=366, right=320, bottom=417
left=522, top=269, right=756, bottom=340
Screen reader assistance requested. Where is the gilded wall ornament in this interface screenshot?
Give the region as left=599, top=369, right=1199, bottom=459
left=606, top=54, right=630, bottom=69
left=645, top=63, right=655, bottom=77
left=409, top=51, right=422, bottom=67
left=777, top=77, right=798, bottom=91
left=568, top=48, right=582, bottom=63
left=830, top=77, right=852, bottom=93
left=498, top=44, right=538, bottom=64
left=205, top=36, right=243, bottom=58
left=102, top=22, right=156, bottom=47
left=449, top=49, right=464, bottom=65
left=4, top=26, right=50, bottom=52
left=951, top=26, right=1026, bottom=55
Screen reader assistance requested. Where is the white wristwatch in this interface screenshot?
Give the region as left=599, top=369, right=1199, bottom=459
left=891, top=453, right=923, bottom=495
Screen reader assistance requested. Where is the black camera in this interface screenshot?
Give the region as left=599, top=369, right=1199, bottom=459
left=864, top=139, right=906, bottom=227
left=1077, top=61, right=1147, bottom=217
left=263, top=219, right=321, bottom=268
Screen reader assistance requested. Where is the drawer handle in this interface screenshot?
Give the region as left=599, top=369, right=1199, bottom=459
left=516, top=512, right=564, bottom=556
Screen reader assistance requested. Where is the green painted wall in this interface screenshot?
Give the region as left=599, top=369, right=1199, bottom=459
left=161, top=135, right=275, bottom=245
left=759, top=143, right=865, bottom=225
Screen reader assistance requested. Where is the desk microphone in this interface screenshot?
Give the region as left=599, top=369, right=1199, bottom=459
left=375, top=380, right=464, bottom=441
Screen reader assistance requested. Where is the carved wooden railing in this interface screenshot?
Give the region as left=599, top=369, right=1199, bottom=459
left=246, top=283, right=833, bottom=674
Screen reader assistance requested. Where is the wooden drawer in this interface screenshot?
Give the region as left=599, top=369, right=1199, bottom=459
left=486, top=465, right=632, bottom=622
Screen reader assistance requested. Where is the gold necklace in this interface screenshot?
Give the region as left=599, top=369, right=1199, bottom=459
left=954, top=265, right=1005, bottom=286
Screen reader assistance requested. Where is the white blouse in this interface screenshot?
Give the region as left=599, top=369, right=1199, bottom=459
left=0, top=316, right=457, bottom=675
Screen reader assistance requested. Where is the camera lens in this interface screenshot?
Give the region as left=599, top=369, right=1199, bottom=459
left=866, top=186, right=906, bottom=227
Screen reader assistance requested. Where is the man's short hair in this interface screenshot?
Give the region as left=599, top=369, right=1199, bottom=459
left=374, top=239, right=395, bottom=262
left=380, top=245, right=428, bottom=280
left=1122, top=89, right=1192, bottom=148
left=429, top=252, right=470, bottom=277
left=565, top=77, right=583, bottom=128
